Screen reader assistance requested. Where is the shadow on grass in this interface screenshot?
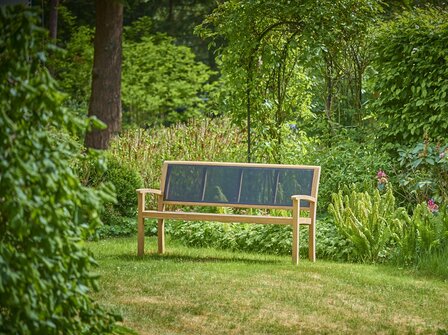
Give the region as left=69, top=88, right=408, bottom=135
left=116, top=252, right=283, bottom=265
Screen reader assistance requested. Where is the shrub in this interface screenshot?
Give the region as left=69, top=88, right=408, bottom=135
left=122, top=27, right=215, bottom=127
left=397, top=140, right=448, bottom=206
left=77, top=154, right=143, bottom=230
left=0, top=7, right=116, bottom=334
left=369, top=8, right=448, bottom=149
left=328, top=186, right=404, bottom=263
left=170, top=221, right=306, bottom=256
left=305, top=133, right=392, bottom=212
left=169, top=217, right=350, bottom=261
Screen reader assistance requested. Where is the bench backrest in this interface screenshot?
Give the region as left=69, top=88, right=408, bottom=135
left=160, top=161, right=320, bottom=209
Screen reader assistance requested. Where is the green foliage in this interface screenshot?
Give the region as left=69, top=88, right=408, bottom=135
left=328, top=182, right=448, bottom=267
left=393, top=204, right=448, bottom=266
left=109, top=118, right=246, bottom=189
left=328, top=186, right=404, bottom=263
left=169, top=217, right=351, bottom=261
left=52, top=25, right=94, bottom=107
left=51, top=18, right=213, bottom=127
left=305, top=133, right=393, bottom=212
left=198, top=0, right=382, bottom=159
left=314, top=217, right=355, bottom=261
left=0, top=7, right=117, bottom=334
left=104, top=156, right=143, bottom=218
left=397, top=141, right=448, bottom=205
left=77, top=154, right=142, bottom=233
left=369, top=8, right=448, bottom=148
left=170, top=221, right=304, bottom=256
left=122, top=26, right=214, bottom=127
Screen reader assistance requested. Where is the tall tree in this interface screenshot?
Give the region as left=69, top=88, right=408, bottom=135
left=85, top=0, right=123, bottom=149
left=48, top=0, right=59, bottom=40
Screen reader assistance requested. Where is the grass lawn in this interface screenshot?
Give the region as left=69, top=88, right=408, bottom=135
left=89, top=237, right=448, bottom=335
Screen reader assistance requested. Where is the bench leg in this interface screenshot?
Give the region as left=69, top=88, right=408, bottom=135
left=308, top=203, right=316, bottom=262
left=158, top=219, right=165, bottom=254
left=138, top=214, right=145, bottom=256
left=157, top=196, right=165, bottom=254
left=292, top=198, right=300, bottom=265
left=137, top=191, right=145, bottom=257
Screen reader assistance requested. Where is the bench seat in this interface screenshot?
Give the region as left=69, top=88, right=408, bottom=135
left=141, top=209, right=312, bottom=225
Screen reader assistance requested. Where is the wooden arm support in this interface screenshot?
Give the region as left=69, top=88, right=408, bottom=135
left=137, top=188, right=164, bottom=257
left=290, top=195, right=316, bottom=203
left=136, top=188, right=163, bottom=196
left=290, top=195, right=317, bottom=265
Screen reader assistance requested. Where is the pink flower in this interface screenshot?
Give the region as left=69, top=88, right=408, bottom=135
left=427, top=198, right=439, bottom=213
left=377, top=170, right=387, bottom=179
left=440, top=152, right=446, bottom=159
left=376, top=170, right=388, bottom=191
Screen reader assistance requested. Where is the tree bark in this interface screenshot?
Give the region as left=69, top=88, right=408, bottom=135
left=85, top=0, right=123, bottom=150
left=49, top=0, right=59, bottom=40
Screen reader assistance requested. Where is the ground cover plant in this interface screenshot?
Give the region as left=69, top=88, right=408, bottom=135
left=89, top=237, right=448, bottom=335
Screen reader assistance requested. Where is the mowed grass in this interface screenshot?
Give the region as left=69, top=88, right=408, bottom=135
left=89, top=237, right=448, bottom=335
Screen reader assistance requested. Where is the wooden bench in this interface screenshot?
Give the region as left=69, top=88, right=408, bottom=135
left=137, top=161, right=320, bottom=264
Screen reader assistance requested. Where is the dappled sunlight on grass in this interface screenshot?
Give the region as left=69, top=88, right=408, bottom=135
left=89, top=237, right=448, bottom=335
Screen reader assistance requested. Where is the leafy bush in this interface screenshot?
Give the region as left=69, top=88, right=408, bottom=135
left=397, top=140, right=448, bottom=206
left=305, top=133, right=392, bottom=212
left=369, top=8, right=448, bottom=149
left=0, top=7, right=116, bottom=334
left=51, top=25, right=94, bottom=107
left=314, top=217, right=354, bottom=261
left=77, top=154, right=143, bottom=230
left=328, top=186, right=404, bottom=263
left=170, top=221, right=306, bottom=256
left=169, top=217, right=350, bottom=261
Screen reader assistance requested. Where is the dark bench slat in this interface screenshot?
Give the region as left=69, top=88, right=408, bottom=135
left=164, top=164, right=314, bottom=207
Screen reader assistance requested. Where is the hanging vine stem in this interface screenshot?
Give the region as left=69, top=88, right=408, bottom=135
left=245, top=20, right=302, bottom=162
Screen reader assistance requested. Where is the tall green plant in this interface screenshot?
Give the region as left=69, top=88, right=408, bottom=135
left=328, top=186, right=404, bottom=263
left=0, top=7, right=116, bottom=334
left=393, top=204, right=448, bottom=265
left=109, top=118, right=246, bottom=188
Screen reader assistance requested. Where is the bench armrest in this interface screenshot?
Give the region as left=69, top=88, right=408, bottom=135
left=136, top=188, right=163, bottom=196
left=291, top=195, right=316, bottom=203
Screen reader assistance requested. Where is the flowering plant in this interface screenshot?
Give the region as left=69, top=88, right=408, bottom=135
left=427, top=198, right=439, bottom=213
left=376, top=169, right=388, bottom=191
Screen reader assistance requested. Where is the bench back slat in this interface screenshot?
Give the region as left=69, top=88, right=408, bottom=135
left=161, top=161, right=320, bottom=209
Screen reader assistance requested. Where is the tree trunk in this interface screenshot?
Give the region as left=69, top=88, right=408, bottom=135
left=49, top=0, right=59, bottom=40
left=85, top=0, right=123, bottom=150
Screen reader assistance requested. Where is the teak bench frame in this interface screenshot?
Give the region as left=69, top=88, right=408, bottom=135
left=137, top=161, right=320, bottom=265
